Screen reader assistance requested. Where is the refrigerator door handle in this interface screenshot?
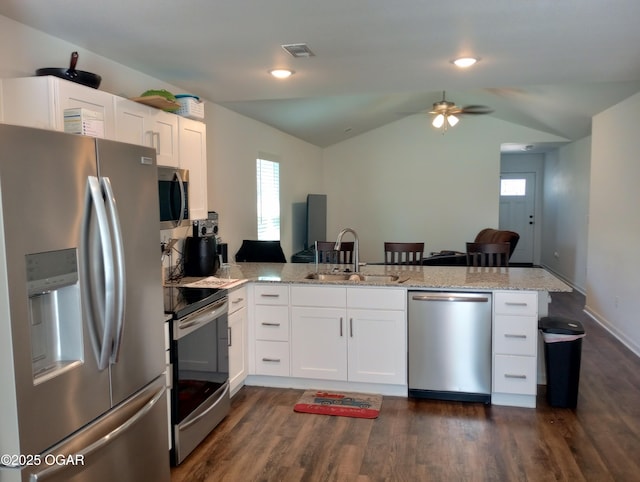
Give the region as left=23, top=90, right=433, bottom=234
left=101, top=177, right=127, bottom=363
left=174, top=170, right=186, bottom=228
left=80, top=176, right=116, bottom=371
left=26, top=383, right=166, bottom=481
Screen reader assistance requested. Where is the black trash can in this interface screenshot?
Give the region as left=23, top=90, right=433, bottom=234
left=539, top=316, right=585, bottom=408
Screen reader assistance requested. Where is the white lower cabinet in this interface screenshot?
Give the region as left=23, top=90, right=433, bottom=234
left=291, top=305, right=347, bottom=380
left=252, top=284, right=290, bottom=376
left=347, top=308, right=405, bottom=384
left=290, top=285, right=406, bottom=385
left=228, top=285, right=248, bottom=396
left=492, top=290, right=539, bottom=407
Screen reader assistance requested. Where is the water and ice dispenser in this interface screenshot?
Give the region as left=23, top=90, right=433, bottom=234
left=26, top=248, right=84, bottom=384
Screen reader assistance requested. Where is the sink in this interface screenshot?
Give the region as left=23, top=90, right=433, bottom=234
left=305, top=273, right=354, bottom=281
left=305, top=273, right=401, bottom=283
left=358, top=274, right=400, bottom=282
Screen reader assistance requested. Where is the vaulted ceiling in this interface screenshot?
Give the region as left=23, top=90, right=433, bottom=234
left=2, top=0, right=640, bottom=148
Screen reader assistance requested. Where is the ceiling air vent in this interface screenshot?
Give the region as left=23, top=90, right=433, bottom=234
left=281, top=43, right=315, bottom=58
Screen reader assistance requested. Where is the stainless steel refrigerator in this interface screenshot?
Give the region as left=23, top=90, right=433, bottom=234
left=0, top=124, right=170, bottom=482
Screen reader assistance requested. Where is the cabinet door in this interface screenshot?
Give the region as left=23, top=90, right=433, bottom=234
left=228, top=306, right=247, bottom=395
left=114, top=97, right=151, bottom=146
left=151, top=110, right=179, bottom=167
left=347, top=309, right=406, bottom=384
left=291, top=307, right=347, bottom=380
left=56, top=79, right=116, bottom=139
left=178, top=117, right=207, bottom=219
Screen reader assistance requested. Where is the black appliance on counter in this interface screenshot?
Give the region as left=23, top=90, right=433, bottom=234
left=164, top=286, right=230, bottom=465
left=185, top=211, right=224, bottom=275
left=183, top=236, right=220, bottom=276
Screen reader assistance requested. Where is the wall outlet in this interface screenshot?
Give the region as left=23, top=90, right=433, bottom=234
left=553, top=251, right=560, bottom=259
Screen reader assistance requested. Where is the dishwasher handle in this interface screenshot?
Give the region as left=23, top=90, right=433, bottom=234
left=411, top=293, right=490, bottom=303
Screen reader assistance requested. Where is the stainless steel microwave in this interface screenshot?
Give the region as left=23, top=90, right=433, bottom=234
left=158, top=166, right=190, bottom=229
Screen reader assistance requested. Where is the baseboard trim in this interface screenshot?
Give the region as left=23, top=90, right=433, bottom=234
left=583, top=305, right=640, bottom=358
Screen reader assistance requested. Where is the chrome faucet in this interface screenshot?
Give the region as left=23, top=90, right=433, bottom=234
left=335, top=228, right=360, bottom=273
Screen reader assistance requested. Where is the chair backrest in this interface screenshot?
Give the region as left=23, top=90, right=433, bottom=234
left=235, top=240, right=286, bottom=262
left=474, top=228, right=520, bottom=257
left=466, top=242, right=510, bottom=267
left=315, top=241, right=354, bottom=264
left=384, top=242, right=425, bottom=265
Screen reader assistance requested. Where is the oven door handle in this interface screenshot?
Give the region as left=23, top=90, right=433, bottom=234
left=175, top=298, right=228, bottom=338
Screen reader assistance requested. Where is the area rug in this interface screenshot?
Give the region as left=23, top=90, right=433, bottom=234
left=293, top=390, right=382, bottom=419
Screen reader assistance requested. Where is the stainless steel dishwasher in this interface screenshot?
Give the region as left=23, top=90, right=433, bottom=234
left=408, top=291, right=492, bottom=403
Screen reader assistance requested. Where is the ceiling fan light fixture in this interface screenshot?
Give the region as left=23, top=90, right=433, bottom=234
left=452, top=57, right=479, bottom=68
left=447, top=114, right=459, bottom=127
left=269, top=68, right=294, bottom=79
left=432, top=114, right=445, bottom=128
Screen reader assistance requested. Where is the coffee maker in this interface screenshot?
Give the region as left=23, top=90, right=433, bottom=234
left=183, top=212, right=220, bottom=277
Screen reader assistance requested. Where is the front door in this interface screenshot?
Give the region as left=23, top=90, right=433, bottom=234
left=499, top=172, right=535, bottom=264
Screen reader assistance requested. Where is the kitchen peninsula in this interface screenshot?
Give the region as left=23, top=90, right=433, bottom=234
left=220, top=262, right=570, bottom=409
left=224, top=262, right=571, bottom=292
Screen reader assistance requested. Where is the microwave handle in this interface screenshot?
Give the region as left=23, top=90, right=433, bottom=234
left=174, top=171, right=186, bottom=228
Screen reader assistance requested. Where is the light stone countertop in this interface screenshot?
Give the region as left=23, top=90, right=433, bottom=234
left=218, top=262, right=571, bottom=292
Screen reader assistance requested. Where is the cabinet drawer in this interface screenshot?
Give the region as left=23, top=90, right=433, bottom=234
left=347, top=287, right=406, bottom=310
left=493, top=315, right=538, bottom=356
left=291, top=285, right=346, bottom=307
left=255, top=341, right=290, bottom=376
left=228, top=285, right=248, bottom=314
left=254, top=283, right=289, bottom=305
left=494, top=291, right=538, bottom=316
left=493, top=354, right=537, bottom=395
left=255, top=305, right=289, bottom=341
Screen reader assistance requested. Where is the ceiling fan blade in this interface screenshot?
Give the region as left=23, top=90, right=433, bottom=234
left=459, top=105, right=494, bottom=115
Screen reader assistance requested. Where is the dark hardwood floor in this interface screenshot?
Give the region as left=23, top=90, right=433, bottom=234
left=171, top=291, right=640, bottom=481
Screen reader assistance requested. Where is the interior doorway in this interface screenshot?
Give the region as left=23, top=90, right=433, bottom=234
left=499, top=172, right=535, bottom=264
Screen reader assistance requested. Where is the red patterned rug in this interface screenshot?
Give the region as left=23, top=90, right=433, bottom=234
left=293, top=390, right=382, bottom=419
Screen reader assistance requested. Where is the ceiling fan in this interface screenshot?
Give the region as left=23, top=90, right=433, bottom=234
left=429, top=91, right=493, bottom=132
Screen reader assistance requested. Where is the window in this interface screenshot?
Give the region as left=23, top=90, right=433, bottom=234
left=256, top=157, right=280, bottom=240
left=500, top=178, right=526, bottom=196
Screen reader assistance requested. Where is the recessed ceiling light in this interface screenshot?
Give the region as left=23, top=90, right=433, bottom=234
left=452, top=57, right=479, bottom=68
left=269, top=69, right=294, bottom=79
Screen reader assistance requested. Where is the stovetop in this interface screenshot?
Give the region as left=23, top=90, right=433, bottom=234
left=163, top=286, right=228, bottom=319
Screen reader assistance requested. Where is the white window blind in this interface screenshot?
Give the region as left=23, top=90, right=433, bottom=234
left=256, top=158, right=280, bottom=240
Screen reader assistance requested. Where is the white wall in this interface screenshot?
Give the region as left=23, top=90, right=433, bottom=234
left=587, top=92, right=640, bottom=355
left=323, top=114, right=567, bottom=263
left=206, top=104, right=322, bottom=259
left=540, top=137, right=591, bottom=292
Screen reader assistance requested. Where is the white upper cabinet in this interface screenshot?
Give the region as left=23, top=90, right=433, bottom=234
left=1, top=76, right=115, bottom=138
left=1, top=76, right=208, bottom=222
left=178, top=117, right=207, bottom=221
left=114, top=97, right=179, bottom=167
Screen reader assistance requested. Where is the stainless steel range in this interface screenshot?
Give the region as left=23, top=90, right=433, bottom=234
left=164, top=286, right=230, bottom=465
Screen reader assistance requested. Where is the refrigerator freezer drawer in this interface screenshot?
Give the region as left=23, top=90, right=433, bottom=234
left=19, top=377, right=170, bottom=482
